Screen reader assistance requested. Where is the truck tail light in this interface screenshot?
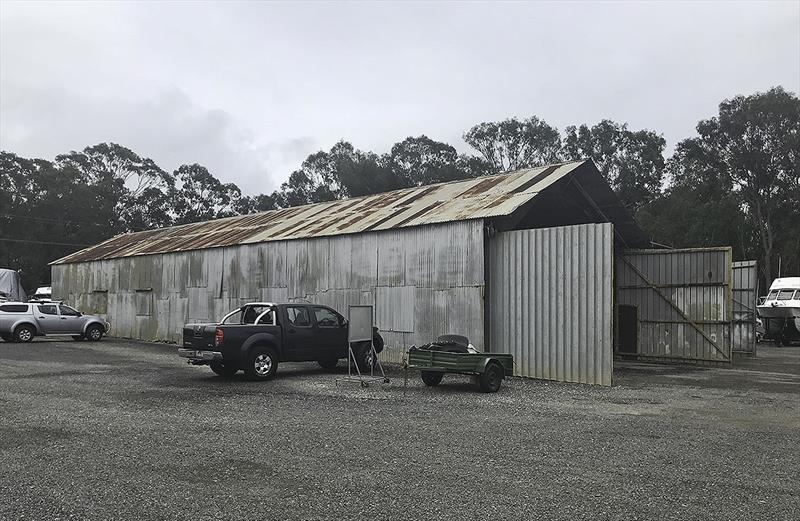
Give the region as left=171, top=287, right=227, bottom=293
left=214, top=328, right=224, bottom=347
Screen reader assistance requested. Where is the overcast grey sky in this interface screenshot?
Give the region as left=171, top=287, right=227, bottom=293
left=1, top=1, right=798, bottom=195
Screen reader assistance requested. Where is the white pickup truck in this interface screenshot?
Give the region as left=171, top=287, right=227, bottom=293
left=0, top=302, right=110, bottom=343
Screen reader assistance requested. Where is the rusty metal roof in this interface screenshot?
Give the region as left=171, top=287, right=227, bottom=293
left=52, top=160, right=589, bottom=264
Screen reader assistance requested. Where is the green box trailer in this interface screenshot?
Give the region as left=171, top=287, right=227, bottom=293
left=406, top=348, right=514, bottom=393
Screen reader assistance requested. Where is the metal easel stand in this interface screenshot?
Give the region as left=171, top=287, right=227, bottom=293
left=336, top=342, right=390, bottom=388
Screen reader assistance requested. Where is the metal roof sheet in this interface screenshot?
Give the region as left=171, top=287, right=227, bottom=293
left=52, top=160, right=588, bottom=264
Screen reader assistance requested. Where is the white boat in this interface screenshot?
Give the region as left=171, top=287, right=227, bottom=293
left=757, top=277, right=800, bottom=344
left=30, top=286, right=53, bottom=302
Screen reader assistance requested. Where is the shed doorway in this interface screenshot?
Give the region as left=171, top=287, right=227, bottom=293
left=617, top=305, right=638, bottom=354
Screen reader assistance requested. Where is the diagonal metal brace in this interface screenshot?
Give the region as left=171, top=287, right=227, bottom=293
left=620, top=256, right=729, bottom=359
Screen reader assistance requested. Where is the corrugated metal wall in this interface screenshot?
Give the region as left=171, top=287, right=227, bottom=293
left=732, top=260, right=758, bottom=357
left=616, top=248, right=733, bottom=363
left=488, top=223, right=614, bottom=386
left=52, top=220, right=485, bottom=364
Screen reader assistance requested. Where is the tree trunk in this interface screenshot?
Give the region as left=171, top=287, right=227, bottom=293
left=754, top=199, right=774, bottom=285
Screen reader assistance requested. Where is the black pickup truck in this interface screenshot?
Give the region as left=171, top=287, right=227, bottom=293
left=178, top=302, right=383, bottom=380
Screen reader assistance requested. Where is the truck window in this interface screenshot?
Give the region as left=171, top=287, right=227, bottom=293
left=313, top=307, right=340, bottom=327
left=286, top=306, right=311, bottom=328
left=59, top=305, right=81, bottom=316
left=38, top=304, right=59, bottom=315
left=0, top=304, right=28, bottom=313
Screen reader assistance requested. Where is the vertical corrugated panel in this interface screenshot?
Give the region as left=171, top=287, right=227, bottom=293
left=51, top=265, right=66, bottom=300
left=376, top=229, right=406, bottom=287
left=488, top=223, right=613, bottom=386
left=375, top=286, right=415, bottom=332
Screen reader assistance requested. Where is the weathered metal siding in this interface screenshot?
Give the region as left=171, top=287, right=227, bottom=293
left=488, top=223, right=614, bottom=386
left=732, top=260, right=758, bottom=356
left=51, top=220, right=485, bottom=365
left=616, top=248, right=733, bottom=363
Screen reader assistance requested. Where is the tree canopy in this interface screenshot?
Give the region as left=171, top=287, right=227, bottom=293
left=643, top=86, right=799, bottom=283
left=562, top=120, right=666, bottom=211
left=1, top=86, right=797, bottom=291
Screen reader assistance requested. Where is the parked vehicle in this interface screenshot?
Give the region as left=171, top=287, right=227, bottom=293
left=178, top=302, right=384, bottom=380
left=0, top=302, right=110, bottom=343
left=757, top=277, right=800, bottom=345
left=407, top=335, right=513, bottom=393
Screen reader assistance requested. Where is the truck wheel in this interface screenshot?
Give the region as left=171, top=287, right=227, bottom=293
left=420, top=371, right=443, bottom=386
left=13, top=324, right=35, bottom=343
left=245, top=347, right=278, bottom=380
left=478, top=362, right=504, bottom=393
left=86, top=324, right=104, bottom=342
left=318, top=358, right=338, bottom=370
left=210, top=362, right=238, bottom=377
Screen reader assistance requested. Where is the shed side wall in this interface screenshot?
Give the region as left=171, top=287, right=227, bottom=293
left=51, top=220, right=485, bottom=364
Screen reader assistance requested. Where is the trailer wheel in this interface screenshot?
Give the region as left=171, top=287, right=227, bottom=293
left=420, top=371, right=443, bottom=386
left=1, top=333, right=12, bottom=342
left=478, top=362, right=504, bottom=393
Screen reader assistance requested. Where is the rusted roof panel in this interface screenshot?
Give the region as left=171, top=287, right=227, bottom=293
left=52, top=160, right=587, bottom=264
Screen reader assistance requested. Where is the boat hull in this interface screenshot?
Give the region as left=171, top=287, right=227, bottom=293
left=756, top=305, right=800, bottom=319
left=757, top=307, right=800, bottom=342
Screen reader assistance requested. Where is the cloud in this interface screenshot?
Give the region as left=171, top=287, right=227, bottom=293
left=0, top=83, right=314, bottom=194
left=1, top=0, right=798, bottom=194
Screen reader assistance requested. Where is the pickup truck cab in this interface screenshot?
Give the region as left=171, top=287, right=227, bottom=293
left=178, top=302, right=383, bottom=380
left=0, top=302, right=110, bottom=342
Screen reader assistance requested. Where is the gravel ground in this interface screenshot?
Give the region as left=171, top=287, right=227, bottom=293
left=0, top=338, right=798, bottom=521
